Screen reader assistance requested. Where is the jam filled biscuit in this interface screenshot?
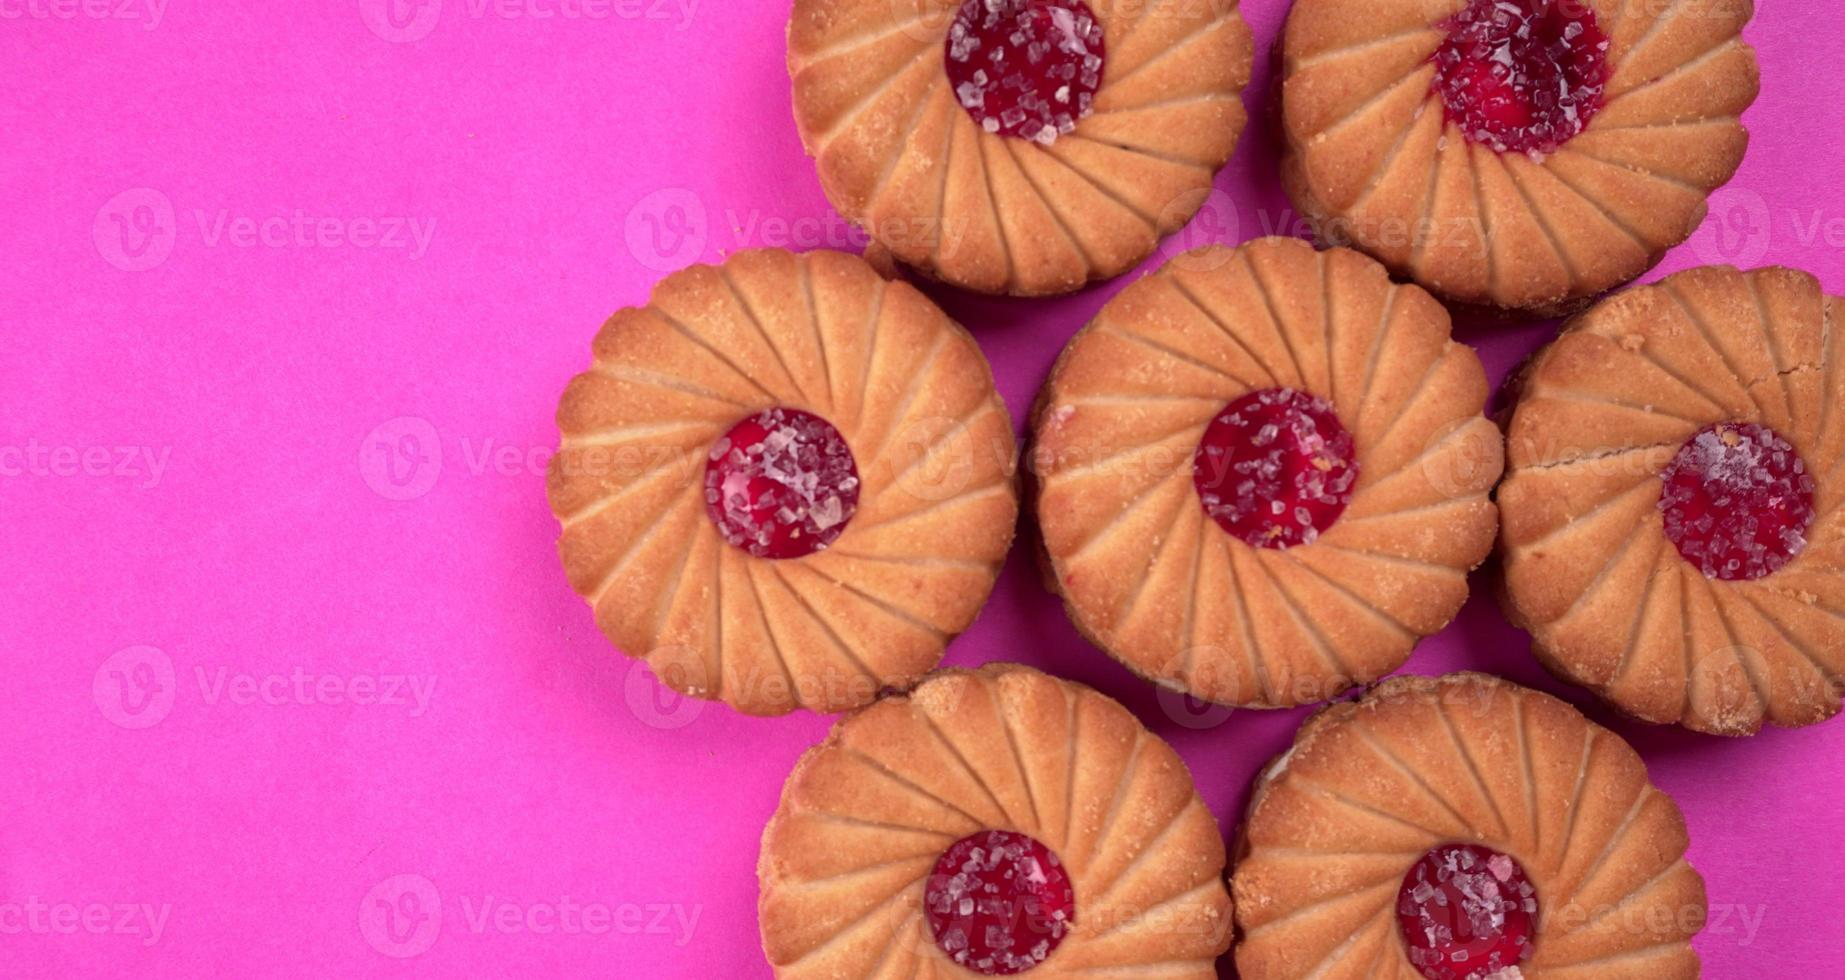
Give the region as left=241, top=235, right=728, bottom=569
left=1500, top=264, right=1845, bottom=734
left=787, top=0, right=1254, bottom=296
left=1278, top=0, right=1759, bottom=316
left=548, top=249, right=1018, bottom=716
left=1032, top=237, right=1502, bottom=709
left=758, top=664, right=1232, bottom=976
left=1233, top=672, right=1706, bottom=979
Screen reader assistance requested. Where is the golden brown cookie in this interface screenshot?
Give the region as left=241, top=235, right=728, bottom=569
left=1032, top=237, right=1502, bottom=709
left=758, top=663, right=1231, bottom=977
left=1233, top=672, right=1706, bottom=980
left=547, top=248, right=1018, bottom=716
left=1499, top=263, right=1845, bottom=735
left=787, top=0, right=1253, bottom=296
left=1278, top=0, right=1759, bottom=316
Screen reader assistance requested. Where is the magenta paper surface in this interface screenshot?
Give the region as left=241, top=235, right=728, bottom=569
left=3, top=2, right=1842, bottom=977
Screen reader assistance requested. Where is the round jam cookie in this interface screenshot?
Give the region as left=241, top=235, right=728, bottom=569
left=1031, top=238, right=1502, bottom=709
left=787, top=0, right=1253, bottom=297
left=1277, top=0, right=1759, bottom=316
left=1233, top=673, right=1707, bottom=979
left=1499, top=264, right=1845, bottom=735
left=758, top=664, right=1231, bottom=976
left=547, top=249, right=1018, bottom=716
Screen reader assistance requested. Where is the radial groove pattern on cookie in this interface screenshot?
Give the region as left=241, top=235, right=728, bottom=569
left=1033, top=238, right=1503, bottom=708
left=1500, top=264, right=1845, bottom=735
left=789, top=0, right=1255, bottom=296
left=548, top=249, right=1018, bottom=716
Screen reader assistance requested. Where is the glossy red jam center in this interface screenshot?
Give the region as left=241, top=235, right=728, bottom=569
left=1193, top=387, right=1358, bottom=549
left=1659, top=422, right=1815, bottom=581
left=924, top=830, right=1074, bottom=975
left=704, top=407, right=859, bottom=560
left=1432, top=0, right=1609, bottom=155
left=944, top=0, right=1105, bottom=144
left=1397, top=844, right=1537, bottom=980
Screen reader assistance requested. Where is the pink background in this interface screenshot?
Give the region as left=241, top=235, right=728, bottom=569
left=3, top=0, right=1841, bottom=976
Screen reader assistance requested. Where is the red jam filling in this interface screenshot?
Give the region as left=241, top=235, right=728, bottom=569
left=1193, top=387, right=1358, bottom=549
left=1397, top=844, right=1538, bottom=980
left=944, top=0, right=1105, bottom=144
left=924, top=830, right=1074, bottom=975
left=704, top=407, right=859, bottom=560
left=1659, top=422, right=1815, bottom=581
left=1432, top=0, right=1609, bottom=155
